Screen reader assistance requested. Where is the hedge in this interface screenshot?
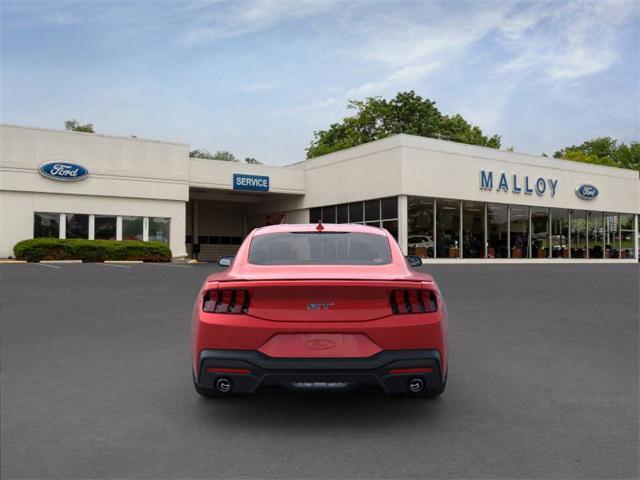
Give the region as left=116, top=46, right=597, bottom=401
left=13, top=238, right=172, bottom=262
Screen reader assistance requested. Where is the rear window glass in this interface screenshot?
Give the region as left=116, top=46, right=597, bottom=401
left=248, top=232, right=392, bottom=265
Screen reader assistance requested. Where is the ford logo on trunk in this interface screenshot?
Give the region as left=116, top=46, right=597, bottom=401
left=575, top=184, right=598, bottom=200
left=39, top=161, right=89, bottom=182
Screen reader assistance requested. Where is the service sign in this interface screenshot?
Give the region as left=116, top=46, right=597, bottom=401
left=575, top=184, right=598, bottom=200
left=233, top=173, right=269, bottom=192
left=39, top=161, right=89, bottom=182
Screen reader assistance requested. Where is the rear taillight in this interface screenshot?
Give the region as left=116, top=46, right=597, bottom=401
left=203, top=290, right=250, bottom=314
left=390, top=289, right=437, bottom=314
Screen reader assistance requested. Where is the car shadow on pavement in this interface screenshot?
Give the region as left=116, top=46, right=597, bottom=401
left=193, top=389, right=445, bottom=431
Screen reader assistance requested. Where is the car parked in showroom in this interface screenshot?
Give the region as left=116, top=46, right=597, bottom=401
left=191, top=222, right=449, bottom=398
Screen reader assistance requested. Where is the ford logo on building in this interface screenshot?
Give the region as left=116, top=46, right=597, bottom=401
left=575, top=184, right=598, bottom=200
left=39, top=161, right=89, bottom=182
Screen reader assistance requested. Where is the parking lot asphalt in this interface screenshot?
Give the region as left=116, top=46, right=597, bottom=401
left=1, top=262, right=638, bottom=479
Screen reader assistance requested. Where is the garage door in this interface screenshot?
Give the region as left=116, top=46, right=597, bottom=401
left=193, top=200, right=244, bottom=261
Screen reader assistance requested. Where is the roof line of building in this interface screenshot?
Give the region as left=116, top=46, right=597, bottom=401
left=0, top=123, right=190, bottom=147
left=289, top=133, right=639, bottom=179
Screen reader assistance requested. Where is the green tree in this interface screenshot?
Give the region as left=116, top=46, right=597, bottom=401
left=64, top=119, right=95, bottom=133
left=244, top=157, right=262, bottom=164
left=554, top=137, right=640, bottom=171
left=189, top=149, right=215, bottom=159
left=306, top=91, right=501, bottom=158
left=211, top=150, right=238, bottom=162
left=189, top=149, right=239, bottom=162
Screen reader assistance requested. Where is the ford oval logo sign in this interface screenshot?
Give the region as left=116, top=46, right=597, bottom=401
left=575, top=184, right=598, bottom=200
left=39, top=161, right=89, bottom=182
left=305, top=339, right=336, bottom=350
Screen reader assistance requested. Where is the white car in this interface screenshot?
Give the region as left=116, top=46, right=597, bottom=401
left=408, top=235, right=434, bottom=250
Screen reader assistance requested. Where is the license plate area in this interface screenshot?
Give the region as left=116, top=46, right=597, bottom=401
left=261, top=373, right=379, bottom=391
left=258, top=333, right=381, bottom=358
left=291, top=381, right=350, bottom=390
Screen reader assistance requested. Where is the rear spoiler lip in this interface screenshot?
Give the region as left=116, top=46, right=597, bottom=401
left=205, top=279, right=434, bottom=289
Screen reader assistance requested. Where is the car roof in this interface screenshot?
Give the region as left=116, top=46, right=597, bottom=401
left=252, top=223, right=388, bottom=236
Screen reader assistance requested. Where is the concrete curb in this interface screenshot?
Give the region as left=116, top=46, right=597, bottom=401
left=0, top=260, right=27, bottom=264
left=418, top=259, right=639, bottom=264
left=40, top=260, right=83, bottom=264
left=104, top=260, right=144, bottom=264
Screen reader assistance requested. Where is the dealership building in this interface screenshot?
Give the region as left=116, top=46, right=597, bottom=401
left=1, top=124, right=638, bottom=262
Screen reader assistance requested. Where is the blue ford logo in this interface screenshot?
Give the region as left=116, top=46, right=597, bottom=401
left=39, top=161, right=89, bottom=182
left=575, top=184, right=598, bottom=200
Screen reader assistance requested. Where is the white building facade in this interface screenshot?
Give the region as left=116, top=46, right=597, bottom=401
left=1, top=124, right=638, bottom=262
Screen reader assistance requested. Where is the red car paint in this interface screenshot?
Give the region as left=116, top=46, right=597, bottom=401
left=191, top=223, right=449, bottom=394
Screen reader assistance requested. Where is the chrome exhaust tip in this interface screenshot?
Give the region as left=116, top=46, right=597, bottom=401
left=215, top=377, right=233, bottom=393
left=408, top=378, right=425, bottom=393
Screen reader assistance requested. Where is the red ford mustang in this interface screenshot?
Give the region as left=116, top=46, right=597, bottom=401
left=191, top=223, right=448, bottom=398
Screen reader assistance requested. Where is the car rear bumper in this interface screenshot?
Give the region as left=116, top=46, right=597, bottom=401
left=196, top=349, right=444, bottom=395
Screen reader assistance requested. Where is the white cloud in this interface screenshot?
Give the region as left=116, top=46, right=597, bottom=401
left=347, top=63, right=440, bottom=97
left=499, top=0, right=637, bottom=79
left=183, top=0, right=341, bottom=44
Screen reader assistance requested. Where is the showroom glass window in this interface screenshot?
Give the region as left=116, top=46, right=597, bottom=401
left=65, top=214, right=89, bottom=239
left=603, top=213, right=619, bottom=259
left=380, top=197, right=398, bottom=221
left=364, top=199, right=380, bottom=225
left=408, top=197, right=434, bottom=258
left=487, top=203, right=508, bottom=259
left=94, top=215, right=116, bottom=240
left=122, top=216, right=143, bottom=241
left=309, top=198, right=397, bottom=235
left=336, top=204, right=348, bottom=223
left=309, top=208, right=321, bottom=223
left=620, top=214, right=636, bottom=259
left=379, top=198, right=398, bottom=240
left=322, top=205, right=336, bottom=223
left=436, top=199, right=460, bottom=258
left=329, top=197, right=396, bottom=237
left=348, top=202, right=363, bottom=223
left=510, top=205, right=529, bottom=259
left=570, top=210, right=587, bottom=258
left=34, top=212, right=59, bottom=238
left=531, top=207, right=550, bottom=259
left=550, top=209, right=569, bottom=258
left=588, top=211, right=604, bottom=258
left=149, top=217, right=170, bottom=244
left=462, top=201, right=484, bottom=258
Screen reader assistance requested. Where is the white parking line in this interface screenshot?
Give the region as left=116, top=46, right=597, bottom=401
left=96, top=263, right=132, bottom=269
left=35, top=263, right=61, bottom=269
left=148, top=263, right=194, bottom=268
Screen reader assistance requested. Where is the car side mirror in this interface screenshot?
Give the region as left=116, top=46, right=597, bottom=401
left=405, top=255, right=422, bottom=267
left=218, top=256, right=234, bottom=267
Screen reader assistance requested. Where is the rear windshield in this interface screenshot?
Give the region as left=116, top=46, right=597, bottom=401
left=248, top=232, right=392, bottom=265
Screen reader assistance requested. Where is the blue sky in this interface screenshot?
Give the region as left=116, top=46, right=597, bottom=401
left=2, top=0, right=639, bottom=165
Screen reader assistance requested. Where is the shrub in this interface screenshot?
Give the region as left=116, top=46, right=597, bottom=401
left=13, top=238, right=172, bottom=262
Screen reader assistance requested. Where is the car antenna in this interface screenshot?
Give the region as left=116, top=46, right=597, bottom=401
left=316, top=221, right=324, bottom=233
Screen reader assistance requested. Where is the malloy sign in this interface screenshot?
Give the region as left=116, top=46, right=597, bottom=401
left=480, top=170, right=558, bottom=197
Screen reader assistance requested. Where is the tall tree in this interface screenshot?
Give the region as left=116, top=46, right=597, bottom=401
left=64, top=119, right=94, bottom=133
left=554, top=137, right=640, bottom=171
left=306, top=91, right=501, bottom=158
